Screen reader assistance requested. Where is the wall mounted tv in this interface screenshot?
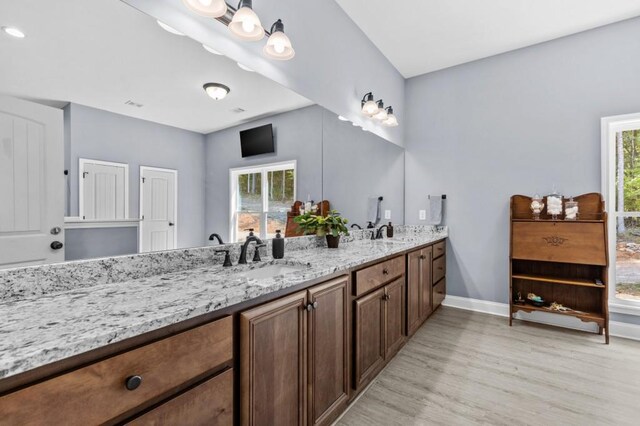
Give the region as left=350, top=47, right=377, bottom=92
left=240, top=124, right=274, bottom=158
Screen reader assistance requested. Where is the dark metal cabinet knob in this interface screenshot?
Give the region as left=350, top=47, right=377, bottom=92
left=169, top=222, right=175, bottom=226
left=125, top=375, right=142, bottom=391
left=50, top=241, right=63, bottom=250
left=419, top=255, right=426, bottom=260
left=382, top=268, right=389, bottom=275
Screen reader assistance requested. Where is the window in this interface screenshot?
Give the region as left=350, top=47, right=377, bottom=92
left=230, top=161, right=296, bottom=242
left=79, top=158, right=129, bottom=220
left=602, top=114, right=640, bottom=311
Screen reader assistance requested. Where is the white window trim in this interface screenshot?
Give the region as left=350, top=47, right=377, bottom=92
left=78, top=158, right=129, bottom=220
left=139, top=166, right=178, bottom=253
left=229, top=160, right=297, bottom=242
left=601, top=113, right=640, bottom=315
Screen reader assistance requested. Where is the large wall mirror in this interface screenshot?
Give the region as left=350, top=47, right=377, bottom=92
left=0, top=0, right=404, bottom=268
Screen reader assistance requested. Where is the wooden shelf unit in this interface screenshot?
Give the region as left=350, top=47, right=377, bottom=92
left=509, top=193, right=609, bottom=343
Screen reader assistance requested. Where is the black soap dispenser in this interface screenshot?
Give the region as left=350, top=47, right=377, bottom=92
left=387, top=222, right=394, bottom=238
left=273, top=230, right=285, bottom=259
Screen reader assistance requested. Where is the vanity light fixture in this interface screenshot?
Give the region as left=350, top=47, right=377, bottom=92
left=372, top=100, right=388, bottom=121
left=383, top=106, right=399, bottom=127
left=237, top=62, right=254, bottom=72
left=203, top=83, right=230, bottom=100
left=157, top=20, right=184, bottom=36
left=2, top=26, right=25, bottom=38
left=263, top=19, right=295, bottom=60
left=183, top=0, right=227, bottom=18
left=229, top=0, right=264, bottom=41
left=361, top=92, right=379, bottom=116
left=203, top=44, right=223, bottom=55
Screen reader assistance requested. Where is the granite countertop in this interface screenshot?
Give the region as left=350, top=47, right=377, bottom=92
left=0, top=229, right=447, bottom=380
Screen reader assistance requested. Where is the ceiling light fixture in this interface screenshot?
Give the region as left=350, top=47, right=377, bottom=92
left=203, top=83, right=230, bottom=100
left=361, top=92, right=379, bottom=116
left=263, top=19, right=295, bottom=60
left=237, top=62, right=254, bottom=72
left=157, top=20, right=184, bottom=36
left=229, top=0, right=264, bottom=41
left=383, top=106, right=399, bottom=127
left=183, top=0, right=227, bottom=18
left=2, top=26, right=25, bottom=38
left=202, top=44, right=223, bottom=55
left=372, top=100, right=388, bottom=121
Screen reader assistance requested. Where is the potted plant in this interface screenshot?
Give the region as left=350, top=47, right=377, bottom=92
left=294, top=210, right=349, bottom=248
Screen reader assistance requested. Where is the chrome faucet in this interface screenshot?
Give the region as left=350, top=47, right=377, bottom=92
left=239, top=236, right=264, bottom=264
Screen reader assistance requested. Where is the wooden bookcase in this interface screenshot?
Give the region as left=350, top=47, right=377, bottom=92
left=509, top=193, right=609, bottom=343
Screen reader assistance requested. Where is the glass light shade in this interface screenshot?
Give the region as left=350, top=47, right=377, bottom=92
left=157, top=20, right=184, bottom=36
left=202, top=44, right=223, bottom=55
left=361, top=100, right=379, bottom=116
left=182, top=0, right=227, bottom=17
left=204, top=83, right=230, bottom=100
left=383, top=114, right=399, bottom=127
left=373, top=109, right=388, bottom=121
left=263, top=31, right=295, bottom=60
left=229, top=7, right=264, bottom=41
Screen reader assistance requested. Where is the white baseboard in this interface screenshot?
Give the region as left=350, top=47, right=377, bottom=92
left=442, top=295, right=640, bottom=341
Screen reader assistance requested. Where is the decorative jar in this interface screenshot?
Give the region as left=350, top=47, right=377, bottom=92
left=530, top=194, right=544, bottom=220
left=565, top=197, right=579, bottom=220
left=547, top=192, right=563, bottom=220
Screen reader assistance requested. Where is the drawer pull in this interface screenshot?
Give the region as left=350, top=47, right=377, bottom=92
left=312, top=301, right=318, bottom=309
left=305, top=303, right=313, bottom=312
left=419, top=255, right=426, bottom=260
left=382, top=268, right=389, bottom=275
left=382, top=294, right=391, bottom=301
left=125, top=375, right=142, bottom=391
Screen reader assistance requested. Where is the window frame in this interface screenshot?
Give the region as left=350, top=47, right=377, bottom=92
left=601, top=113, right=640, bottom=315
left=229, top=160, right=297, bottom=242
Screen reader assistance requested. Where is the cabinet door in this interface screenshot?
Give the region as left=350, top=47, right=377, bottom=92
left=420, top=247, right=433, bottom=321
left=406, top=249, right=422, bottom=336
left=307, top=276, right=349, bottom=426
left=240, top=291, right=308, bottom=426
left=353, top=288, right=385, bottom=390
left=384, top=278, right=405, bottom=359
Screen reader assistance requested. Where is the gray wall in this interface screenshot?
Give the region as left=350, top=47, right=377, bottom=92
left=322, top=110, right=405, bottom=227
left=65, top=227, right=138, bottom=261
left=66, top=103, right=207, bottom=249
left=404, top=17, right=640, bottom=305
left=205, top=105, right=324, bottom=242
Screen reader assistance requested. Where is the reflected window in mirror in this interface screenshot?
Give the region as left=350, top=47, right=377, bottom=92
left=230, top=161, right=296, bottom=242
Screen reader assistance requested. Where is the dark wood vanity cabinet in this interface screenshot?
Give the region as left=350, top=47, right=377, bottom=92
left=240, top=276, right=350, bottom=426
left=432, top=240, right=446, bottom=310
left=407, top=246, right=433, bottom=336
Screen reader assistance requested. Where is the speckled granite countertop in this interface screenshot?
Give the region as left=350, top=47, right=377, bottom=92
left=0, top=228, right=447, bottom=380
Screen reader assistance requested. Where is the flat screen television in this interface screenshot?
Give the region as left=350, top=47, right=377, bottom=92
left=240, top=124, right=274, bottom=157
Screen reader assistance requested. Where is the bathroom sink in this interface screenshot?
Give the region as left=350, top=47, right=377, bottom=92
left=237, top=263, right=309, bottom=281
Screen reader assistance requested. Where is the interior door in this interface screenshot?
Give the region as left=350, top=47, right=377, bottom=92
left=140, top=167, right=176, bottom=252
left=0, top=96, right=64, bottom=268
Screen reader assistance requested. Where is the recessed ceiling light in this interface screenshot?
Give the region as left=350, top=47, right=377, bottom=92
left=338, top=115, right=348, bottom=121
left=203, top=83, right=230, bottom=100
left=202, top=44, right=223, bottom=55
left=237, top=62, right=254, bottom=72
left=2, top=26, right=25, bottom=38
left=157, top=20, right=184, bottom=36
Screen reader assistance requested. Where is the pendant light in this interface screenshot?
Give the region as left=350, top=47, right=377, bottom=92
left=383, top=106, right=399, bottom=127
left=203, top=83, right=230, bottom=100
left=263, top=19, right=295, bottom=60
left=229, top=0, right=264, bottom=41
left=361, top=92, right=379, bottom=116
left=372, top=100, right=388, bottom=121
left=183, top=0, right=227, bottom=18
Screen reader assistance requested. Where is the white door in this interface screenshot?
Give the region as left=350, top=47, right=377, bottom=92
left=79, top=159, right=128, bottom=220
left=140, top=167, right=177, bottom=252
left=0, top=96, right=64, bottom=268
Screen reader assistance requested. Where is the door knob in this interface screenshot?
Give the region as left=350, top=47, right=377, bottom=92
left=169, top=222, right=175, bottom=226
left=50, top=241, right=63, bottom=250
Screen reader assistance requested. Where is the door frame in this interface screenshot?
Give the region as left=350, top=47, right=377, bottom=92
left=139, top=166, right=178, bottom=253
left=78, top=158, right=129, bottom=220
left=601, top=112, right=640, bottom=316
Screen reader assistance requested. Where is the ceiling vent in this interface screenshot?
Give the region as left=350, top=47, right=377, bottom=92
left=231, top=107, right=246, bottom=113
left=124, top=100, right=144, bottom=108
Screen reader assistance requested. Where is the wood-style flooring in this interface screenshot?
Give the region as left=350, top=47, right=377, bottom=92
left=337, top=307, right=640, bottom=426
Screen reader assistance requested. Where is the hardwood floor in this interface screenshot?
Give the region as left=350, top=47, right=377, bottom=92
left=337, top=307, right=640, bottom=426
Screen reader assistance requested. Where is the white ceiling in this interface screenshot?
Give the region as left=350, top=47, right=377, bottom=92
left=336, top=0, right=640, bottom=78
left=0, top=0, right=312, bottom=134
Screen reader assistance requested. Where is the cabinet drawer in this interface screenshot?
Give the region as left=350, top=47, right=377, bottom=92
left=512, top=221, right=606, bottom=265
left=433, top=255, right=446, bottom=284
left=433, top=240, right=446, bottom=259
left=0, top=316, right=233, bottom=426
left=126, top=368, right=233, bottom=426
left=355, top=256, right=405, bottom=297
left=433, top=279, right=446, bottom=309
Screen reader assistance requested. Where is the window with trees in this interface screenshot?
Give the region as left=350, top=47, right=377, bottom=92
left=230, top=161, right=296, bottom=242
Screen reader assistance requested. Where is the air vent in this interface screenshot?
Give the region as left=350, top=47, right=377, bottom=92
left=125, top=100, right=144, bottom=108
left=231, top=107, right=246, bottom=113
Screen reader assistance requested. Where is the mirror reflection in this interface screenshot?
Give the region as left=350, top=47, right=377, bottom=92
left=0, top=0, right=404, bottom=268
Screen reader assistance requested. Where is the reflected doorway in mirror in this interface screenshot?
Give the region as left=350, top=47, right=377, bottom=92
left=140, top=166, right=178, bottom=253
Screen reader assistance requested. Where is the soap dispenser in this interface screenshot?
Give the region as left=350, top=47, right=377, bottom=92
left=387, top=222, right=394, bottom=238
left=273, top=230, right=285, bottom=259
